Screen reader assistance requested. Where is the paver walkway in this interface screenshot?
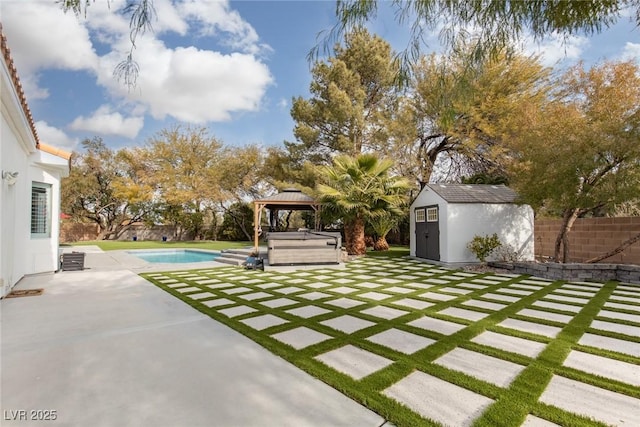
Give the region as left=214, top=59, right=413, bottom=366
left=144, top=257, right=640, bottom=426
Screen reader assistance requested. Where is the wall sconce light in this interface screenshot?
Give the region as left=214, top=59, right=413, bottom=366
left=2, top=171, right=19, bottom=186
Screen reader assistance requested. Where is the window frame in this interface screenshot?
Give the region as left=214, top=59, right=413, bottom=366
left=31, top=182, right=52, bottom=238
left=415, top=208, right=426, bottom=223
left=426, top=207, right=438, bottom=222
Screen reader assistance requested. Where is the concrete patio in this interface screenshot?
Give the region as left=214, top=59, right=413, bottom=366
left=0, top=250, right=384, bottom=426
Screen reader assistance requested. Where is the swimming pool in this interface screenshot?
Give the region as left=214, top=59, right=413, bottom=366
left=128, top=250, right=220, bottom=263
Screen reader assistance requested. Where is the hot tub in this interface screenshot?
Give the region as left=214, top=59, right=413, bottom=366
left=266, top=231, right=341, bottom=266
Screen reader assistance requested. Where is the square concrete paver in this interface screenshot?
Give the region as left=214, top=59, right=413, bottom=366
left=298, top=291, right=332, bottom=300
left=331, top=286, right=358, bottom=294
left=440, top=287, right=473, bottom=295
left=517, top=308, right=573, bottom=323
left=434, top=348, right=525, bottom=387
left=331, top=278, right=356, bottom=285
left=166, top=283, right=188, bottom=288
left=590, top=320, right=640, bottom=336
left=256, top=282, right=283, bottom=289
left=392, top=298, right=434, bottom=310
left=315, top=345, right=394, bottom=380
left=498, top=318, right=561, bottom=338
left=605, top=301, right=640, bottom=311
left=360, top=306, right=409, bottom=320
left=563, top=350, right=640, bottom=386
left=440, top=307, right=489, bottom=322
left=274, top=286, right=305, bottom=295
left=285, top=306, right=331, bottom=319
left=359, top=291, right=393, bottom=301
left=598, top=310, right=640, bottom=323
left=237, top=291, right=272, bottom=301
left=384, top=371, right=494, bottom=427
left=533, top=301, right=581, bottom=313
left=306, top=282, right=332, bottom=289
left=539, top=375, right=640, bottom=426
left=472, top=331, right=547, bottom=358
left=420, top=292, right=457, bottom=302
left=260, top=298, right=297, bottom=308
left=218, top=306, right=258, bottom=318
left=463, top=299, right=507, bottom=311
left=286, top=279, right=309, bottom=285
left=579, top=333, right=640, bottom=357
left=408, top=316, right=466, bottom=335
left=320, top=315, right=375, bottom=334
left=175, top=286, right=201, bottom=293
left=240, top=314, right=289, bottom=330
left=271, top=327, right=332, bottom=349
left=367, top=328, right=435, bottom=354
left=545, top=294, right=589, bottom=304
left=499, top=288, right=533, bottom=296
left=324, top=298, right=366, bottom=309
left=201, top=298, right=235, bottom=308
left=482, top=292, right=520, bottom=303
left=206, top=283, right=234, bottom=290
left=188, top=292, right=215, bottom=300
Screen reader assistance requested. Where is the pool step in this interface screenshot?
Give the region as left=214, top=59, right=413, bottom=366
left=217, top=248, right=265, bottom=266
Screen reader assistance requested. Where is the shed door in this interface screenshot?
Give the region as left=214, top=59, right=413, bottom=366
left=415, top=205, right=439, bottom=260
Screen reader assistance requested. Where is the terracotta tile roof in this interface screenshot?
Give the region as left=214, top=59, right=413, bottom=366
left=426, top=184, right=519, bottom=204
left=1, top=23, right=39, bottom=148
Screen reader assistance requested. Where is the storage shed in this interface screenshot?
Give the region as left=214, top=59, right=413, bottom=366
left=410, top=184, right=534, bottom=264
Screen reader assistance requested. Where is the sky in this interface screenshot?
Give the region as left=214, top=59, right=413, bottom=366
left=1, top=1, right=639, bottom=153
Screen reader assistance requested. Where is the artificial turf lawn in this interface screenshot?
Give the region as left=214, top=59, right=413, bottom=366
left=141, top=257, right=639, bottom=427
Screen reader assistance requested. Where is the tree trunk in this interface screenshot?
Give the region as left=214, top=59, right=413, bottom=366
left=373, top=235, right=389, bottom=251
left=554, top=208, right=580, bottom=262
left=585, top=232, right=640, bottom=263
left=344, top=217, right=366, bottom=255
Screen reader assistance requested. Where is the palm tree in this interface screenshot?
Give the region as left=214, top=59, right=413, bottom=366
left=317, top=154, right=409, bottom=255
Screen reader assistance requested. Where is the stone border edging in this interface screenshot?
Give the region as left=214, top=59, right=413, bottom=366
left=488, top=261, right=640, bottom=284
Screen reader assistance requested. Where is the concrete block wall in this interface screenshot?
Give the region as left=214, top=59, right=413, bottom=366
left=490, top=261, right=640, bottom=284
left=535, top=217, right=640, bottom=264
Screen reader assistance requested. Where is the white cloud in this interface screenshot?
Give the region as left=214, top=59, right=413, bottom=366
left=97, top=37, right=273, bottom=122
left=2, top=0, right=273, bottom=128
left=522, top=33, right=590, bottom=67
left=277, top=98, right=288, bottom=109
left=35, top=121, right=79, bottom=151
left=621, top=42, right=640, bottom=63
left=70, top=105, right=144, bottom=138
left=1, top=2, right=98, bottom=74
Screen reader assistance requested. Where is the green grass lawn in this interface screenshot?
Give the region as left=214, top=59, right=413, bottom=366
left=64, top=240, right=251, bottom=251
left=141, top=257, right=640, bottom=427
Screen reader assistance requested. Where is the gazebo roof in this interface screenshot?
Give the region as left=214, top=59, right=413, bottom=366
left=254, top=188, right=318, bottom=210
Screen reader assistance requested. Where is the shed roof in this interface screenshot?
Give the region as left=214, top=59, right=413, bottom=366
left=426, top=184, right=519, bottom=204
left=256, top=188, right=315, bottom=204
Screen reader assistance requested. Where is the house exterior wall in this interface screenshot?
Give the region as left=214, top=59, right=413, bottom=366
left=1, top=42, right=68, bottom=297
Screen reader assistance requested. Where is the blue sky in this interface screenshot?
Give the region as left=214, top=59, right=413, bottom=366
left=2, top=1, right=638, bottom=152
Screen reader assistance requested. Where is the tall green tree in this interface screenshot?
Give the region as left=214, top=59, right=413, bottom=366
left=508, top=60, right=640, bottom=262
left=143, top=125, right=224, bottom=239
left=317, top=154, right=409, bottom=255
left=384, top=48, right=551, bottom=186
left=61, top=137, right=154, bottom=239
left=321, top=1, right=637, bottom=76
left=291, top=29, right=400, bottom=160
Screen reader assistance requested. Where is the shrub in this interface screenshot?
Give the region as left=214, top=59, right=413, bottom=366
left=467, top=233, right=502, bottom=263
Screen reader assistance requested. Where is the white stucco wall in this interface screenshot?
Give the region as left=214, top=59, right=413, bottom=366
left=1, top=51, right=68, bottom=297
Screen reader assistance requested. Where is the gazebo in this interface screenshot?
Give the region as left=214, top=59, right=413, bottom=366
left=252, top=188, right=321, bottom=250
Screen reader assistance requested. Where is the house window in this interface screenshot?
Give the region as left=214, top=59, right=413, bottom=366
left=415, top=209, right=425, bottom=222
left=426, top=207, right=438, bottom=222
left=31, top=182, right=51, bottom=238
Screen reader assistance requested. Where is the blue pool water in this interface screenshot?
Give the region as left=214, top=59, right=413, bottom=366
left=129, top=250, right=220, bottom=263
